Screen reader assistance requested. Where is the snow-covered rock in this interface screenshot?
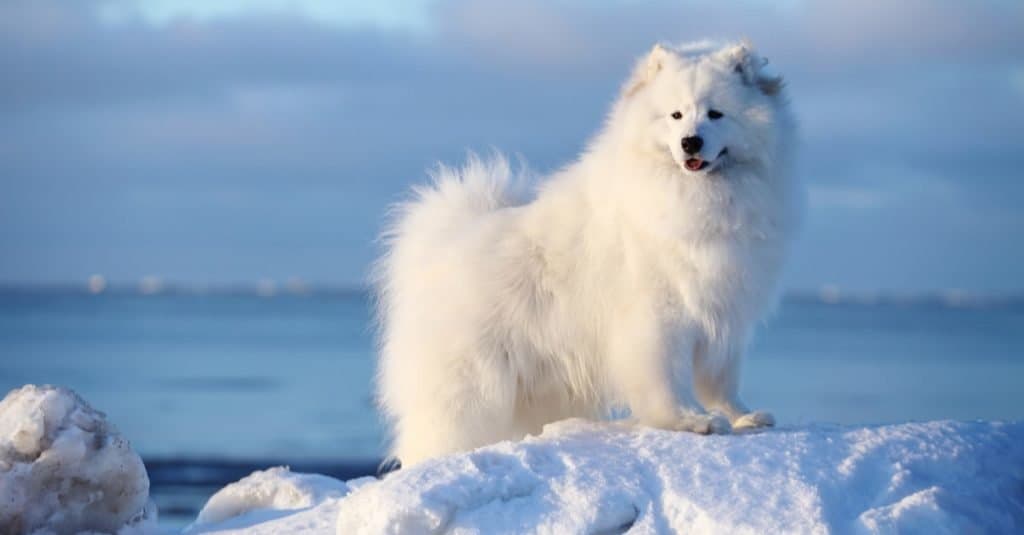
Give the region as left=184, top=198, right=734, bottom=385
left=336, top=419, right=1023, bottom=534
left=0, top=384, right=156, bottom=535
left=186, top=467, right=350, bottom=534
left=4, top=391, right=1018, bottom=534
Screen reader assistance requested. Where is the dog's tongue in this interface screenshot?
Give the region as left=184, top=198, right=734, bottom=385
left=685, top=158, right=704, bottom=171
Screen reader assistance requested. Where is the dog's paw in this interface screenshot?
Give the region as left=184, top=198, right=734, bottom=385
left=732, top=410, right=775, bottom=430
left=677, top=412, right=732, bottom=435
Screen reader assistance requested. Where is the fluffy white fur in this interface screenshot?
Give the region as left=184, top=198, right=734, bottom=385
left=374, top=41, right=800, bottom=467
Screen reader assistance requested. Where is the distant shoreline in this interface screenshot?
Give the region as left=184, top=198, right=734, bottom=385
left=145, top=457, right=382, bottom=488
left=2, top=283, right=1021, bottom=309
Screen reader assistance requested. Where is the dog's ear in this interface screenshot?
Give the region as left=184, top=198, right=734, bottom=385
left=622, top=43, right=671, bottom=97
left=731, top=43, right=784, bottom=97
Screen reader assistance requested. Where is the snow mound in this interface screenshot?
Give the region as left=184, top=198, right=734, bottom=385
left=336, top=419, right=1024, bottom=534
left=0, top=384, right=156, bottom=535
left=186, top=467, right=350, bottom=534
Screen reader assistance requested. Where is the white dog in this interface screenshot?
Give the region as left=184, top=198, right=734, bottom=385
left=374, top=41, right=800, bottom=467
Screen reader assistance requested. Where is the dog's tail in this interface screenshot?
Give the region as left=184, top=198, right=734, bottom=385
left=370, top=153, right=526, bottom=464
left=372, top=152, right=524, bottom=307
left=376, top=153, right=524, bottom=263
left=402, top=152, right=521, bottom=231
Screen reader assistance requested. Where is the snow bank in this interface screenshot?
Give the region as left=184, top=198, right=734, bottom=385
left=340, top=419, right=1023, bottom=534
left=0, top=384, right=156, bottom=535
left=185, top=467, right=352, bottom=534
left=4, top=389, right=1016, bottom=534
left=189, top=419, right=1023, bottom=534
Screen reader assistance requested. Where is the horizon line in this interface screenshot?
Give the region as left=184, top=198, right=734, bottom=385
left=1, top=280, right=1021, bottom=308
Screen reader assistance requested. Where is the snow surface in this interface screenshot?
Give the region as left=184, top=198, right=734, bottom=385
left=3, top=383, right=1018, bottom=534
left=190, top=418, right=1023, bottom=534
left=0, top=384, right=156, bottom=535
left=186, top=467, right=351, bottom=534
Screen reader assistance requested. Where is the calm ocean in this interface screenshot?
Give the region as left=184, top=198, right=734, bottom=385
left=2, top=289, right=1022, bottom=525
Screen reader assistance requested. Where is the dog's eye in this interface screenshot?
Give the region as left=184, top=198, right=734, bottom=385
left=708, top=109, right=724, bottom=120
left=670, top=111, right=682, bottom=120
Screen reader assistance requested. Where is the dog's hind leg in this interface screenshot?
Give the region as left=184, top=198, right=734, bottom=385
left=391, top=390, right=518, bottom=466
left=388, top=350, right=525, bottom=466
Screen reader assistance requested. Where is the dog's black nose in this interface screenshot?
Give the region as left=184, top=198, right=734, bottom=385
left=681, top=136, right=704, bottom=154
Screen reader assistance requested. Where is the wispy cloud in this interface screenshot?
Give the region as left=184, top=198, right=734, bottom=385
left=1, top=0, right=1022, bottom=291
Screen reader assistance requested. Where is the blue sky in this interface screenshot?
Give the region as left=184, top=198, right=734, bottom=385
left=1, top=0, right=1022, bottom=293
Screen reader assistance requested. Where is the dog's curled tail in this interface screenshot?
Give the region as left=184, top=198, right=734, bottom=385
left=377, top=153, right=523, bottom=258
left=409, top=152, right=521, bottom=226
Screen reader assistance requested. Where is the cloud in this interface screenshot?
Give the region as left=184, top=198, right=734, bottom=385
left=0, top=0, right=1022, bottom=291
left=96, top=0, right=433, bottom=31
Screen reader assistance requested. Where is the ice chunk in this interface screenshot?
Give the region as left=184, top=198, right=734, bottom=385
left=0, top=384, right=156, bottom=534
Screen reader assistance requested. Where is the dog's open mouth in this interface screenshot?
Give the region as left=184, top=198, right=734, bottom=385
left=684, top=158, right=707, bottom=171
left=684, top=148, right=728, bottom=172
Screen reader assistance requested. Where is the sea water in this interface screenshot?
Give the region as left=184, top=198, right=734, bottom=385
left=2, top=290, right=1022, bottom=524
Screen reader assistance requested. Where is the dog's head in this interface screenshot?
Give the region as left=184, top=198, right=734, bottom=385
left=618, top=41, right=788, bottom=176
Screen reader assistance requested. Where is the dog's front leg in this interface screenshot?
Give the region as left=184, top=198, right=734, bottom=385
left=693, top=344, right=775, bottom=430
left=608, top=317, right=730, bottom=435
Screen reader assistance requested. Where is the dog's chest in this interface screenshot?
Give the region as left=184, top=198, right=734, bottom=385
left=657, top=233, right=781, bottom=327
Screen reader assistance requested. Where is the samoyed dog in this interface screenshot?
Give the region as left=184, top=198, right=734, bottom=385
left=374, top=41, right=799, bottom=466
